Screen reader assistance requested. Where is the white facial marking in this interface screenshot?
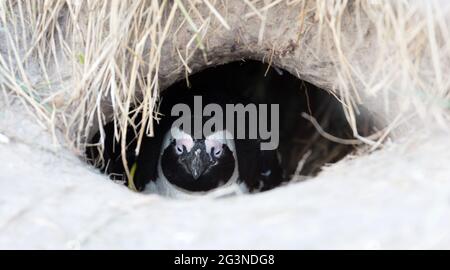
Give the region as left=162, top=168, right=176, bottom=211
left=205, top=139, right=222, bottom=155
left=169, top=127, right=194, bottom=152
left=205, top=130, right=234, bottom=154
left=176, top=138, right=194, bottom=153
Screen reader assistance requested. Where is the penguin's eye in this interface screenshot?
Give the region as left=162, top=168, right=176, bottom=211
left=213, top=147, right=222, bottom=158
left=175, top=145, right=183, bottom=155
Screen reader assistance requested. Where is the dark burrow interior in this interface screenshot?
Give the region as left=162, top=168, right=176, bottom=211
left=86, top=59, right=379, bottom=193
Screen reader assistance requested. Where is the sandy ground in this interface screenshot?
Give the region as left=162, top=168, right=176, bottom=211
left=1, top=101, right=450, bottom=249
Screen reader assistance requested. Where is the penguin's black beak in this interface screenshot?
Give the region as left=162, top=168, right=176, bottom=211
left=180, top=143, right=214, bottom=181
left=189, top=155, right=206, bottom=180
left=184, top=149, right=211, bottom=180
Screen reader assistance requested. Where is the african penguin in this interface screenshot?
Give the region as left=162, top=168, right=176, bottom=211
left=145, top=127, right=241, bottom=198
left=120, top=93, right=285, bottom=197
left=89, top=104, right=284, bottom=197
left=137, top=111, right=284, bottom=198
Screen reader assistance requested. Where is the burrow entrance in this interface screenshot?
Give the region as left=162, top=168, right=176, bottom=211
left=86, top=60, right=380, bottom=193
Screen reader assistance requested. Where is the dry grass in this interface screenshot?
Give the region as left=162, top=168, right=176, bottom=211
left=0, top=0, right=449, bottom=180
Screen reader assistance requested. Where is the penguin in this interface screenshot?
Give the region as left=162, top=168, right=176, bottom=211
left=131, top=90, right=284, bottom=198
left=138, top=126, right=283, bottom=198
left=144, top=126, right=241, bottom=198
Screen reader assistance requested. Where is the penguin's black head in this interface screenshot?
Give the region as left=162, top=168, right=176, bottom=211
left=159, top=127, right=237, bottom=192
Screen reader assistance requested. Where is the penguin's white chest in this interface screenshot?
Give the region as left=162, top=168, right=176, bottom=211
left=144, top=169, right=244, bottom=199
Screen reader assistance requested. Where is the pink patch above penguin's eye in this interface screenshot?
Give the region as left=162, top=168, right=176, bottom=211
left=206, top=139, right=223, bottom=157
left=176, top=138, right=193, bottom=153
